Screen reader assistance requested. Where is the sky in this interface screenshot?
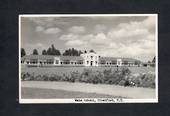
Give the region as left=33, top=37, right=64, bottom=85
left=20, top=15, right=157, bottom=62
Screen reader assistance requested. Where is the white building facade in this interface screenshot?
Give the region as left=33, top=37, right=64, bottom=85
left=21, top=51, right=141, bottom=67
left=81, top=52, right=99, bottom=66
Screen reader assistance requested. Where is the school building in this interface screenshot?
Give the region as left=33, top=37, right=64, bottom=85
left=21, top=51, right=142, bottom=67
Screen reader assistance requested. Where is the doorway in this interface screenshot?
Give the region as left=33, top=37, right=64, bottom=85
left=91, top=61, right=93, bottom=66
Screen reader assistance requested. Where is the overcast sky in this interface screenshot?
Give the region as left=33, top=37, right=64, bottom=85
left=21, top=15, right=156, bottom=62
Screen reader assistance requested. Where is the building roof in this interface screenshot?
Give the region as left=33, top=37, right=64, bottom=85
left=99, top=57, right=118, bottom=61
left=60, top=56, right=83, bottom=61
left=21, top=55, right=56, bottom=60
left=22, top=55, right=141, bottom=62
left=99, top=57, right=141, bottom=62
left=21, top=55, right=83, bottom=61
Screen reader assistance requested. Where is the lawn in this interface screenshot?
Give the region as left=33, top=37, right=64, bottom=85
left=21, top=87, right=120, bottom=99
left=21, top=81, right=155, bottom=99
left=21, top=66, right=155, bottom=76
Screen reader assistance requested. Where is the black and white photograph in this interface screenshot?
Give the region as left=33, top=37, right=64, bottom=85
left=19, top=14, right=158, bottom=103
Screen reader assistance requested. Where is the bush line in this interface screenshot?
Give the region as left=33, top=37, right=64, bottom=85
left=21, top=68, right=155, bottom=88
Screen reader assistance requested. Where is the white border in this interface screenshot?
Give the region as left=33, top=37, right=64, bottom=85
left=19, top=14, right=158, bottom=103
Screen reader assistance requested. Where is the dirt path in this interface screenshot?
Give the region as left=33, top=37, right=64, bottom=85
left=21, top=81, right=156, bottom=99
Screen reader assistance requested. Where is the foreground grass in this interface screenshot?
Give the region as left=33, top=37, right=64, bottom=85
left=21, top=81, right=155, bottom=99
left=21, top=87, right=120, bottom=99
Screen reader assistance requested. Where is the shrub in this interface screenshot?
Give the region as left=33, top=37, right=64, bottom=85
left=48, top=74, right=62, bottom=81
left=104, top=68, right=131, bottom=85
left=121, top=67, right=131, bottom=76
left=60, top=73, right=70, bottom=81
left=42, top=74, right=49, bottom=81
left=79, top=69, right=92, bottom=83
left=124, top=80, right=130, bottom=86
left=70, top=71, right=81, bottom=82
left=34, top=75, right=42, bottom=81
left=130, top=73, right=155, bottom=88
left=119, top=80, right=126, bottom=86
left=21, top=72, right=32, bottom=81
left=140, top=73, right=155, bottom=88
left=21, top=67, right=155, bottom=88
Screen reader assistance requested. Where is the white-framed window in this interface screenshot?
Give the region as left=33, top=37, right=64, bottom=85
left=55, top=60, right=59, bottom=64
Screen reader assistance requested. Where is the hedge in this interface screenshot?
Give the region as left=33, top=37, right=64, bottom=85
left=21, top=67, right=155, bottom=88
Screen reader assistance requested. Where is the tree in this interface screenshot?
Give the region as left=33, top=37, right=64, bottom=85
left=21, top=48, right=26, bottom=57
left=33, top=49, right=39, bottom=55
left=46, top=44, right=61, bottom=55
left=42, top=49, right=47, bottom=55
left=148, top=61, right=151, bottom=63
left=47, top=47, right=52, bottom=55
left=51, top=44, right=61, bottom=55
left=78, top=50, right=83, bottom=56
left=152, top=57, right=155, bottom=63
left=89, top=49, right=95, bottom=53
left=63, top=48, right=82, bottom=56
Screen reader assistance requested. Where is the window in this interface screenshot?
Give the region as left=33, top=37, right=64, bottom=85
left=55, top=60, right=59, bottom=64
left=63, top=60, right=70, bottom=64
left=27, top=61, right=29, bottom=64
left=30, top=59, right=38, bottom=64
left=87, top=61, right=89, bottom=64
left=111, top=60, right=117, bottom=65
left=91, top=56, right=93, bottom=60
left=47, top=59, right=54, bottom=64
left=123, top=61, right=128, bottom=65
left=118, top=61, right=121, bottom=65
left=100, top=60, right=105, bottom=64
left=95, top=61, right=97, bottom=64
left=77, top=60, right=83, bottom=64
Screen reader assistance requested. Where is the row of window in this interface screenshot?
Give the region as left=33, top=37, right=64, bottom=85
left=61, top=61, right=83, bottom=65
left=99, top=62, right=137, bottom=65
left=86, top=61, right=98, bottom=65
left=21, top=59, right=84, bottom=65
left=86, top=56, right=98, bottom=60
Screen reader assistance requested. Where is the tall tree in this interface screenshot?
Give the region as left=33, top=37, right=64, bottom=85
left=42, top=49, right=47, bottom=55
left=47, top=47, right=52, bottom=55
left=78, top=50, right=83, bottom=56
left=63, top=48, right=82, bottom=56
left=21, top=48, right=26, bottom=57
left=46, top=45, right=61, bottom=55
left=33, top=49, right=39, bottom=55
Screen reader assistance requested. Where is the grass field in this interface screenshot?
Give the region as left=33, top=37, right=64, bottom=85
left=21, top=66, right=155, bottom=76
left=21, top=87, right=120, bottom=99
left=21, top=81, right=155, bottom=99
